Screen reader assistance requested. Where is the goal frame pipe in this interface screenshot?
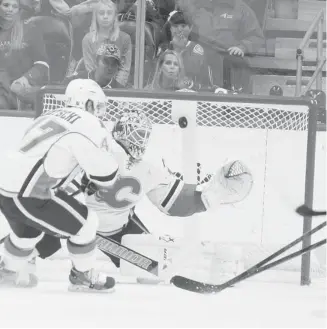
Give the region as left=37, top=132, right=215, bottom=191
left=300, top=99, right=319, bottom=286
left=30, top=87, right=319, bottom=283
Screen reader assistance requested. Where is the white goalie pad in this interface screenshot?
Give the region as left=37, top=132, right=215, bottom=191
left=120, top=234, right=244, bottom=284
left=201, top=160, right=253, bottom=211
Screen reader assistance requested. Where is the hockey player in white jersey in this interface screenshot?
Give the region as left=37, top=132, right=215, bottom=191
left=30, top=108, right=253, bottom=281
left=0, top=79, right=118, bottom=292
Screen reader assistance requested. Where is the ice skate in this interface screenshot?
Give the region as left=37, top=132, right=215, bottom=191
left=26, top=257, right=36, bottom=274
left=68, top=267, right=115, bottom=292
left=0, top=260, right=38, bottom=287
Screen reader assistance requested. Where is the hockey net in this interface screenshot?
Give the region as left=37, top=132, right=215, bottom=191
left=38, top=87, right=325, bottom=280
left=42, top=92, right=308, bottom=130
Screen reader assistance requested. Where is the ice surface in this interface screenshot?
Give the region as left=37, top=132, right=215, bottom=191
left=0, top=259, right=326, bottom=328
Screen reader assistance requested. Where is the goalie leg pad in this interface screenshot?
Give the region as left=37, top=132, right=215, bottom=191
left=120, top=234, right=244, bottom=284
left=207, top=243, right=244, bottom=284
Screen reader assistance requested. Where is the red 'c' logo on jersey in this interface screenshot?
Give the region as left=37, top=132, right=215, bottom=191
left=95, top=176, right=142, bottom=210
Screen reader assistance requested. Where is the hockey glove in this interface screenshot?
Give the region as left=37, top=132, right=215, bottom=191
left=201, top=160, right=253, bottom=210
left=81, top=173, right=99, bottom=196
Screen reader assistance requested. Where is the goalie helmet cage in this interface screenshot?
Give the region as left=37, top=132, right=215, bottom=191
left=36, top=86, right=320, bottom=285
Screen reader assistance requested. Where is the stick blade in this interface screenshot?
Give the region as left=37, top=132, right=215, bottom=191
left=296, top=205, right=326, bottom=217
left=170, top=275, right=220, bottom=294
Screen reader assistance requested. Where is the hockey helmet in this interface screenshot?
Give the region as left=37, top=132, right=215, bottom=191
left=65, top=79, right=107, bottom=117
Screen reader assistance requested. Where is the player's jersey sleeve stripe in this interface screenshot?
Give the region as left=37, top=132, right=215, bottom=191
left=52, top=177, right=67, bottom=190
left=71, top=179, right=81, bottom=190
left=19, top=158, right=59, bottom=198
left=89, top=169, right=118, bottom=183
left=19, top=158, right=44, bottom=197
left=161, top=179, right=182, bottom=209
left=64, top=179, right=81, bottom=195
left=146, top=178, right=185, bottom=215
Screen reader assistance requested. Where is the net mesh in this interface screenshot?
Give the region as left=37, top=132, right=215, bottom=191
left=42, top=94, right=308, bottom=131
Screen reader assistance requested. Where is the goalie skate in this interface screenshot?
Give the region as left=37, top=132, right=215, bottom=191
left=0, top=260, right=38, bottom=288
left=68, top=267, right=116, bottom=293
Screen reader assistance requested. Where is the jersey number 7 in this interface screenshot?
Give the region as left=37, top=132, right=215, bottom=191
left=20, top=118, right=67, bottom=153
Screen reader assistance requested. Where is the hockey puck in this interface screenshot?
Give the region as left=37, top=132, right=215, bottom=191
left=178, top=117, right=188, bottom=128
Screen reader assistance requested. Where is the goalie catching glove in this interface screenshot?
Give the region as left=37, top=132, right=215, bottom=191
left=200, top=160, right=253, bottom=210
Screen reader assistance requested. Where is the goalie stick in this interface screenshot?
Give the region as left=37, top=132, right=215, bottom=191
left=95, top=233, right=160, bottom=276
left=296, top=204, right=326, bottom=217
left=170, top=221, right=326, bottom=294
left=0, top=233, right=161, bottom=277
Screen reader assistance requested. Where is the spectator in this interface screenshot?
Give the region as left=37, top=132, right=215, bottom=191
left=82, top=0, right=132, bottom=87
left=43, top=0, right=99, bottom=72
left=153, top=0, right=176, bottom=21
left=146, top=49, right=190, bottom=91
left=179, top=0, right=265, bottom=93
left=20, top=0, right=41, bottom=19
left=0, top=0, right=49, bottom=110
left=116, top=0, right=166, bottom=87
left=18, top=1, right=73, bottom=84
left=117, top=0, right=166, bottom=26
left=158, top=10, right=211, bottom=91
left=67, top=43, right=126, bottom=89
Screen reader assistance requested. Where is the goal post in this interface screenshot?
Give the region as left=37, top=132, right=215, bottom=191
left=301, top=98, right=319, bottom=286
left=35, top=86, right=323, bottom=284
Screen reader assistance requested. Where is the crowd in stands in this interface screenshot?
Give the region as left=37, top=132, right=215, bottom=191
left=0, top=0, right=266, bottom=110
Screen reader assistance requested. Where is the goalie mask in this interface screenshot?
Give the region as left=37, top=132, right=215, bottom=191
left=112, top=109, right=152, bottom=160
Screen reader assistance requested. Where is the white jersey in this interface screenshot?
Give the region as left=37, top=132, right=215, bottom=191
left=0, top=107, right=118, bottom=198
left=86, top=140, right=182, bottom=234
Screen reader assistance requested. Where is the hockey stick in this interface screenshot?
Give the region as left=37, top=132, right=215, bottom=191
left=171, top=238, right=326, bottom=294
left=0, top=232, right=161, bottom=277
left=296, top=204, right=326, bottom=217
left=171, top=221, right=326, bottom=294
left=95, top=233, right=160, bottom=276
